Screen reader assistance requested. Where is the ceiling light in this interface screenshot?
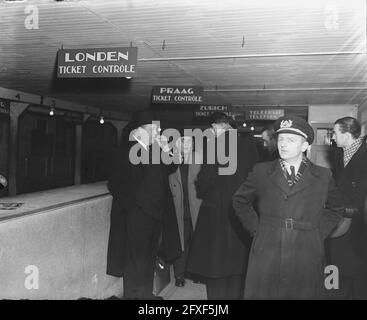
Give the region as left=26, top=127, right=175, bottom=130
left=250, top=126, right=255, bottom=131
left=242, top=123, right=247, bottom=127
left=99, top=116, right=104, bottom=124
left=49, top=107, right=54, bottom=116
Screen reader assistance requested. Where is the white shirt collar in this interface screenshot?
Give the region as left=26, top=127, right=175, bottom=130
left=283, top=159, right=302, bottom=175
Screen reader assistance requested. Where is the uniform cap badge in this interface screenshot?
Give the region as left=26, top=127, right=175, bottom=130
left=280, top=120, right=293, bottom=128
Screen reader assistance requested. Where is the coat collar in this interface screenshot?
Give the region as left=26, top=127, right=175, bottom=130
left=267, top=158, right=322, bottom=196
left=171, top=152, right=202, bottom=184
left=342, top=142, right=367, bottom=170
left=172, top=167, right=182, bottom=186
left=338, top=143, right=367, bottom=183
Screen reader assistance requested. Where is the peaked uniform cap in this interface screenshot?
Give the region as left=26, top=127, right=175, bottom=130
left=274, top=115, right=314, bottom=144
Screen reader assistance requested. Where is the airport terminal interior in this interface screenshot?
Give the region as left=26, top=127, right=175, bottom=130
left=0, top=0, right=367, bottom=300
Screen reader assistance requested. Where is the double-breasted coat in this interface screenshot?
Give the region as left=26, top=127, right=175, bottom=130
left=232, top=160, right=342, bottom=299
left=327, top=141, right=367, bottom=282
left=106, top=138, right=181, bottom=277
left=187, top=132, right=259, bottom=278
left=168, top=151, right=202, bottom=251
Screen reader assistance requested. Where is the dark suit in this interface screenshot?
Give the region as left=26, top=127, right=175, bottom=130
left=258, top=146, right=279, bottom=162
left=106, top=137, right=180, bottom=299
left=326, top=141, right=367, bottom=299
left=187, top=131, right=258, bottom=299
left=232, top=160, right=341, bottom=299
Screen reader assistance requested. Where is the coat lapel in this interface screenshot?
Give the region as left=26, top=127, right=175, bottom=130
left=287, top=164, right=317, bottom=196
left=339, top=144, right=367, bottom=183
left=267, top=159, right=320, bottom=196
left=187, top=152, right=197, bottom=182
left=268, top=160, right=291, bottom=195
left=174, top=168, right=182, bottom=187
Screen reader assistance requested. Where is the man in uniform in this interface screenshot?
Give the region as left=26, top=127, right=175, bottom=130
left=232, top=115, right=342, bottom=299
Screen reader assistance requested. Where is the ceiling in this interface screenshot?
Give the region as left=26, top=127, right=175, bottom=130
left=0, top=0, right=367, bottom=119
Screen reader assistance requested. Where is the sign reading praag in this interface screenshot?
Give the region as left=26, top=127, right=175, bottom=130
left=151, top=86, right=203, bottom=104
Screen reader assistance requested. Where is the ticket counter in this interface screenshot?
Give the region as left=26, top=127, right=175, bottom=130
left=0, top=182, right=169, bottom=299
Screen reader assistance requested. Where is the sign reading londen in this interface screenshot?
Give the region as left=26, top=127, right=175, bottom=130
left=57, top=47, right=137, bottom=78
left=151, top=86, right=203, bottom=104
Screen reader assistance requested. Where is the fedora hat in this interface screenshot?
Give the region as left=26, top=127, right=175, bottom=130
left=209, top=112, right=237, bottom=129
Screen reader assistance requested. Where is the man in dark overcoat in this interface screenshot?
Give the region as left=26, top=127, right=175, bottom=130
left=187, top=112, right=259, bottom=300
left=259, top=125, right=279, bottom=162
left=106, top=110, right=180, bottom=300
left=232, top=115, right=342, bottom=299
left=326, top=117, right=367, bottom=299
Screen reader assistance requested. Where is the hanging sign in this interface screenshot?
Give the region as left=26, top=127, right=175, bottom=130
left=194, top=105, right=232, bottom=117
left=151, top=86, right=203, bottom=104
left=0, top=99, right=10, bottom=115
left=245, top=109, right=284, bottom=120
left=57, top=47, right=138, bottom=78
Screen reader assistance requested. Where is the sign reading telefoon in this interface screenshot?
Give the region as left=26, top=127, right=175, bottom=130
left=57, top=47, right=138, bottom=78
left=245, top=109, right=284, bottom=120
left=151, top=86, right=203, bottom=104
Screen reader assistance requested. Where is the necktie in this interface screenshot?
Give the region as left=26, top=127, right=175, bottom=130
left=290, top=166, right=296, bottom=183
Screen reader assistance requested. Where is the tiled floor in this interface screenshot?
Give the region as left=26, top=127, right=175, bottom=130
left=160, top=279, right=207, bottom=300
left=159, top=267, right=207, bottom=300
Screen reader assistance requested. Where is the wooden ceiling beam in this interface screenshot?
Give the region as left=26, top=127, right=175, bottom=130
left=0, top=86, right=131, bottom=120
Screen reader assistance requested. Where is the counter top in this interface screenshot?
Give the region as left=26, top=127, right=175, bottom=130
left=0, top=182, right=110, bottom=222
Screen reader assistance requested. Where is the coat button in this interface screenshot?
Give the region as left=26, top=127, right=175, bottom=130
left=283, top=194, right=288, bottom=200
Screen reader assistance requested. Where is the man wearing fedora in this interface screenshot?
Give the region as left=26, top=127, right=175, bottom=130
left=187, top=112, right=259, bottom=299
left=106, top=110, right=180, bottom=300
left=232, top=115, right=342, bottom=299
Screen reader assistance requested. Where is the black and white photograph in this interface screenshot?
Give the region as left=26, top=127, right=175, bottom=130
left=0, top=0, right=367, bottom=305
